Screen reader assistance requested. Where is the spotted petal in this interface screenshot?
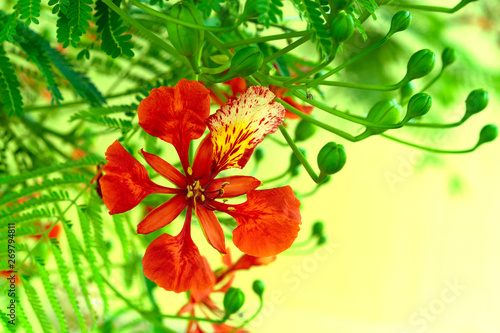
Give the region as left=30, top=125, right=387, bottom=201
left=100, top=140, right=180, bottom=214
left=138, top=79, right=211, bottom=169
left=142, top=222, right=215, bottom=293
left=206, top=86, right=285, bottom=174
left=223, top=186, right=301, bottom=257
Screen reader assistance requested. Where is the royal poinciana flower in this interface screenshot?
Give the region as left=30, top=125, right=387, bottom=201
left=100, top=79, right=301, bottom=293
left=179, top=250, right=275, bottom=333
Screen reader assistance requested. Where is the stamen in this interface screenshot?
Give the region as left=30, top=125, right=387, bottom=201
left=200, top=194, right=205, bottom=202
left=187, top=167, right=193, bottom=175
left=227, top=207, right=236, bottom=211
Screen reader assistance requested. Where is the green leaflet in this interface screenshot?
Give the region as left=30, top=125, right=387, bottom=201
left=95, top=0, right=134, bottom=58
left=0, top=156, right=102, bottom=185
left=49, top=240, right=88, bottom=332
left=56, top=0, right=93, bottom=48
left=0, top=191, right=72, bottom=217
left=293, top=0, right=332, bottom=59
left=18, top=0, right=42, bottom=26
left=21, top=277, right=55, bottom=333
left=112, top=214, right=129, bottom=262
left=34, top=259, right=69, bottom=333
left=0, top=44, right=23, bottom=116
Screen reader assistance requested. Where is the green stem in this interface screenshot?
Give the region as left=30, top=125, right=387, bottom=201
left=381, top=133, right=476, bottom=153
left=405, top=119, right=465, bottom=129
left=271, top=76, right=407, bottom=91
left=389, top=0, right=477, bottom=13
left=224, top=31, right=311, bottom=48
left=206, top=32, right=233, bottom=57
left=279, top=125, right=322, bottom=183
left=262, top=34, right=313, bottom=65
left=100, top=0, right=189, bottom=66
left=230, top=296, right=264, bottom=333
left=306, top=34, right=390, bottom=88
left=129, top=0, right=238, bottom=32
left=159, top=313, right=225, bottom=324
left=419, top=67, right=446, bottom=93
left=262, top=169, right=290, bottom=184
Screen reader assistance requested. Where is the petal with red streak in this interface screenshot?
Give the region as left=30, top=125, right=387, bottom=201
left=195, top=206, right=226, bottom=254
left=137, top=195, right=187, bottom=234
left=138, top=80, right=211, bottom=166
left=224, top=186, right=301, bottom=257
left=142, top=232, right=215, bottom=293
left=205, top=176, right=261, bottom=198
left=206, top=86, right=285, bottom=173
left=140, top=149, right=187, bottom=188
left=100, top=140, right=179, bottom=214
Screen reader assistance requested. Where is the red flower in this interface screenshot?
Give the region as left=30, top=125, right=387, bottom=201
left=100, top=79, right=301, bottom=293
left=209, top=78, right=247, bottom=106
left=179, top=249, right=274, bottom=333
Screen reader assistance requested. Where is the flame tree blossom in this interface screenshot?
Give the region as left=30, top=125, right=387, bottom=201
left=100, top=79, right=301, bottom=292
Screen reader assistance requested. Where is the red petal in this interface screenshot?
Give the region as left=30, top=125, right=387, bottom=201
left=224, top=77, right=247, bottom=96
left=140, top=149, right=187, bottom=188
left=205, top=176, right=261, bottom=198
left=192, top=135, right=214, bottom=182
left=195, top=206, right=226, bottom=254
left=206, top=86, right=285, bottom=174
left=230, top=254, right=276, bottom=272
left=138, top=80, right=211, bottom=169
left=224, top=186, right=301, bottom=257
left=100, top=140, right=180, bottom=214
left=137, top=195, right=187, bottom=234
left=282, top=96, right=314, bottom=119
left=142, top=222, right=215, bottom=293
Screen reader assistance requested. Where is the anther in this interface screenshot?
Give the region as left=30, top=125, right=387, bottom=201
left=187, top=167, right=193, bottom=175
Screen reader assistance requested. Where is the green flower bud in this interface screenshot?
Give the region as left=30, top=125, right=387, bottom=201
left=219, top=47, right=264, bottom=81
left=400, top=81, right=415, bottom=103
left=366, top=99, right=401, bottom=134
left=477, top=124, right=498, bottom=146
left=252, top=280, right=265, bottom=297
left=311, top=221, right=325, bottom=237
left=330, top=12, right=355, bottom=43
left=389, top=11, right=411, bottom=35
left=317, top=235, right=327, bottom=246
left=404, top=93, right=432, bottom=121
left=317, top=142, right=347, bottom=175
left=329, top=0, right=351, bottom=11
left=223, top=287, right=245, bottom=316
left=405, top=49, right=436, bottom=80
left=166, top=2, right=204, bottom=58
left=294, top=119, right=317, bottom=142
left=465, top=89, right=489, bottom=117
left=289, top=148, right=306, bottom=176
left=254, top=147, right=264, bottom=163
left=441, top=47, right=456, bottom=67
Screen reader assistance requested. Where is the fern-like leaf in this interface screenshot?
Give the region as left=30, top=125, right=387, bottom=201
left=0, top=308, right=16, bottom=333
left=112, top=214, right=129, bottom=262
left=95, top=0, right=134, bottom=58
left=197, top=0, right=225, bottom=17
left=248, top=0, right=283, bottom=28
left=0, top=208, right=55, bottom=228
left=78, top=207, right=109, bottom=314
left=16, top=295, right=35, bottom=333
left=70, top=111, right=133, bottom=130
left=0, top=45, right=23, bottom=116
left=85, top=192, right=111, bottom=275
left=293, top=0, right=332, bottom=59
left=0, top=11, right=18, bottom=43
left=353, top=0, right=378, bottom=18
left=34, top=260, right=69, bottom=333
left=21, top=277, right=55, bottom=333
left=49, top=241, right=87, bottom=332
left=0, top=156, right=102, bottom=185
left=57, top=0, right=93, bottom=48
left=18, top=0, right=41, bottom=26
left=0, top=191, right=72, bottom=217
left=70, top=104, right=138, bottom=121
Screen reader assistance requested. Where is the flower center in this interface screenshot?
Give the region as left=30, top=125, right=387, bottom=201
left=185, top=180, right=230, bottom=206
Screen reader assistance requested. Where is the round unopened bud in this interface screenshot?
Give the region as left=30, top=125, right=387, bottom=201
left=465, top=89, right=489, bottom=117
left=317, top=235, right=327, bottom=246
left=220, top=47, right=263, bottom=81
left=223, top=287, right=245, bottom=316
left=330, top=12, right=355, bottom=43
left=166, top=3, right=204, bottom=58
left=294, top=119, right=317, bottom=142
left=441, top=47, right=456, bottom=67
left=311, top=221, right=325, bottom=237
left=389, top=11, right=411, bottom=35
left=477, top=124, right=498, bottom=146
left=252, top=280, right=265, bottom=297
left=405, top=49, right=436, bottom=80
left=366, top=99, right=401, bottom=134
left=289, top=148, right=306, bottom=176
left=254, top=147, right=264, bottom=163
left=400, top=81, right=415, bottom=102
left=317, top=142, right=347, bottom=175
left=404, top=93, right=432, bottom=121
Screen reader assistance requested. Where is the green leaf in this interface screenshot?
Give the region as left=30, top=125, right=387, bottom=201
left=0, top=11, right=18, bottom=43
left=0, top=156, right=102, bottom=185
left=34, top=260, right=69, bottom=333
left=18, top=0, right=42, bottom=26
left=0, top=191, right=72, bottom=217
left=0, top=45, right=23, bottom=116
left=0, top=308, right=16, bottom=333
left=95, top=0, right=135, bottom=58
left=16, top=295, right=35, bottom=333
left=112, top=214, right=129, bottom=262
left=57, top=0, right=93, bottom=48
left=21, top=277, right=55, bottom=333
left=197, top=0, right=225, bottom=17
